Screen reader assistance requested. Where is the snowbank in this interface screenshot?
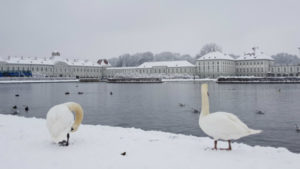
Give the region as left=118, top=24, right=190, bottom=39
left=0, top=114, right=299, bottom=169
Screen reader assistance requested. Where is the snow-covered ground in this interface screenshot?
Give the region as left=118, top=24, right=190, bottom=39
left=0, top=114, right=299, bottom=169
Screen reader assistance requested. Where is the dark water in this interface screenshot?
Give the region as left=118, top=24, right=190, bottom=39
left=0, top=82, right=300, bottom=153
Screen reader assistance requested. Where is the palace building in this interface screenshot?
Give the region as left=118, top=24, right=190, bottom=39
left=105, top=60, right=196, bottom=78
left=195, top=47, right=300, bottom=78
left=1, top=48, right=300, bottom=79
left=0, top=52, right=110, bottom=78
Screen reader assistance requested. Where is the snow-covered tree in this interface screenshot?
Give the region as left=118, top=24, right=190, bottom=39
left=196, top=43, right=222, bottom=59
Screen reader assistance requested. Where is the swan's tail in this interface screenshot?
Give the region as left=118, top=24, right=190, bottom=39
left=249, top=129, right=262, bottom=135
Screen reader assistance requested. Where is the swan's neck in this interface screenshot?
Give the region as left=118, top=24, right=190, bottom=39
left=66, top=102, right=84, bottom=132
left=201, top=87, right=210, bottom=117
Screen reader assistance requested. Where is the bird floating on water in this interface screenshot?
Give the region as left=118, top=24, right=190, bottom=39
left=256, top=110, right=265, bottom=115
left=295, top=124, right=300, bottom=132
left=15, top=94, right=19, bottom=97
left=199, top=84, right=262, bottom=150
left=110, top=91, right=113, bottom=95
left=192, top=108, right=200, bottom=114
left=12, top=105, right=17, bottom=109
left=65, top=92, right=70, bottom=95
left=178, top=103, right=185, bottom=107
left=78, top=92, right=84, bottom=95
left=46, top=102, right=84, bottom=146
left=24, top=105, right=29, bottom=112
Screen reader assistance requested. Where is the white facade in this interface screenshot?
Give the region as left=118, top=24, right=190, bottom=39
left=235, top=47, right=274, bottom=77
left=196, top=52, right=235, bottom=78
left=271, top=65, right=300, bottom=77
left=2, top=48, right=300, bottom=79
left=0, top=52, right=110, bottom=78
left=195, top=48, right=279, bottom=78
left=105, top=60, right=196, bottom=78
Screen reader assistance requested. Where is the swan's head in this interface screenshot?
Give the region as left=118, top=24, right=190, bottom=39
left=201, top=83, right=209, bottom=97
left=66, top=102, right=84, bottom=132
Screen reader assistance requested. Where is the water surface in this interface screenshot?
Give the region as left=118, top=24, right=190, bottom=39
left=0, top=81, right=299, bottom=153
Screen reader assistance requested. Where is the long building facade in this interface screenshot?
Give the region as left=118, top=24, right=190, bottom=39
left=105, top=60, right=196, bottom=78
left=195, top=47, right=300, bottom=78
left=1, top=48, right=300, bottom=79
left=0, top=52, right=110, bottom=78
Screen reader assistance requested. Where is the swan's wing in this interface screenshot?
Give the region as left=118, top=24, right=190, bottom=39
left=201, top=112, right=251, bottom=140
left=223, top=112, right=249, bottom=130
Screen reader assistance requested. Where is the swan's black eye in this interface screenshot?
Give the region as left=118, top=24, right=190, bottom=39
left=71, top=127, right=74, bottom=131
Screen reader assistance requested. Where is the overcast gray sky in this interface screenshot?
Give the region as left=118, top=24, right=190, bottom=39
left=0, top=0, right=299, bottom=61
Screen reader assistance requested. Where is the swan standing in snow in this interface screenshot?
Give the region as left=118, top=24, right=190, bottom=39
left=199, top=84, right=261, bottom=150
left=46, top=102, right=84, bottom=146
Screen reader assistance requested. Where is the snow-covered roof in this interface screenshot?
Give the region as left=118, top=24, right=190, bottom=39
left=197, top=52, right=234, bottom=61
left=237, top=48, right=273, bottom=61
left=138, top=60, right=195, bottom=68
left=2, top=54, right=111, bottom=67
left=0, top=56, right=6, bottom=63
left=107, top=67, right=137, bottom=70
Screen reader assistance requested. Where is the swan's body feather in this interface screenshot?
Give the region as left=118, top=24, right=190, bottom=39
left=199, top=112, right=261, bottom=140
left=199, top=83, right=261, bottom=144
left=46, top=104, right=74, bottom=143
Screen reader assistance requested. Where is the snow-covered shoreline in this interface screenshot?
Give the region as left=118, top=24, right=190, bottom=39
left=0, top=114, right=299, bottom=169
left=162, top=78, right=216, bottom=82
left=0, top=78, right=216, bottom=84
left=0, top=79, right=79, bottom=84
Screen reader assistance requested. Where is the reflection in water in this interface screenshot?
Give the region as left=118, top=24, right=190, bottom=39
left=0, top=82, right=299, bottom=153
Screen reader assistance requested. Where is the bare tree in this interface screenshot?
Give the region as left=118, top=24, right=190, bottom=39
left=196, top=43, right=222, bottom=59
left=109, top=52, right=194, bottom=67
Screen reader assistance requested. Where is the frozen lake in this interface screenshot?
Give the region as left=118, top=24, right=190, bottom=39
left=0, top=81, right=299, bottom=153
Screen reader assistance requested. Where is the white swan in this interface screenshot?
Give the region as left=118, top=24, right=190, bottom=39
left=46, top=102, right=84, bottom=146
left=199, top=84, right=261, bottom=150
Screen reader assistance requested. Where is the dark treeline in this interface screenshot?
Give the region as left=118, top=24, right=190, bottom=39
left=271, top=53, right=300, bottom=65
left=108, top=43, right=300, bottom=67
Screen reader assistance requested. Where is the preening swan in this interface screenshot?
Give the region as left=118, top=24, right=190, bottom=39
left=46, top=102, right=84, bottom=146
left=199, top=84, right=261, bottom=150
